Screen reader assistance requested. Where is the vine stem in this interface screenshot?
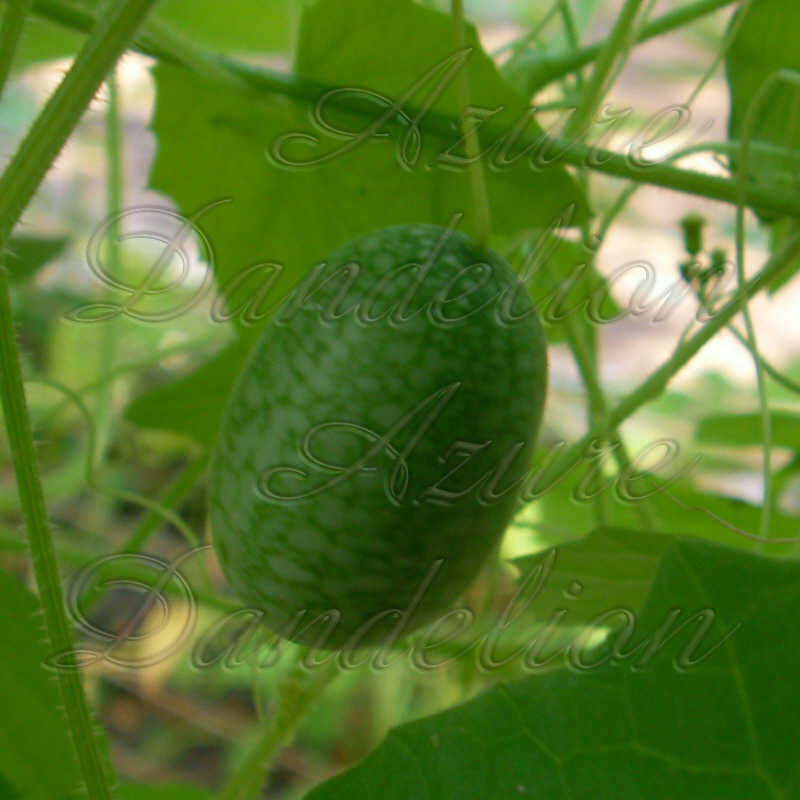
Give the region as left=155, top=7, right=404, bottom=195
left=539, top=251, right=657, bottom=529
left=531, top=231, right=800, bottom=503
left=0, top=0, right=160, bottom=248
left=0, top=0, right=33, bottom=92
left=509, top=0, right=741, bottom=93
left=21, top=0, right=800, bottom=219
left=94, top=67, right=124, bottom=463
left=450, top=0, right=491, bottom=250
left=219, top=658, right=340, bottom=800
left=733, top=68, right=800, bottom=547
left=0, top=275, right=116, bottom=797
left=564, top=0, right=646, bottom=141
left=0, top=1, right=160, bottom=797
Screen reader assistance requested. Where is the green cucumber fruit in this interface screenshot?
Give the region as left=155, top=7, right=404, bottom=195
left=209, top=224, right=548, bottom=650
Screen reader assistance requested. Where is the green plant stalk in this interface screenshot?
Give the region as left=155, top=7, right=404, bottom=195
left=0, top=0, right=160, bottom=249
left=0, top=274, right=116, bottom=798
left=30, top=377, right=201, bottom=547
left=94, top=68, right=123, bottom=464
left=491, top=0, right=562, bottom=57
left=557, top=0, right=583, bottom=93
left=731, top=68, right=800, bottom=547
left=607, top=234, right=800, bottom=432
left=509, top=0, right=741, bottom=92
left=685, top=0, right=750, bottom=107
left=22, top=0, right=800, bottom=219
left=689, top=279, right=800, bottom=393
left=564, top=0, right=645, bottom=142
left=536, top=251, right=655, bottom=529
left=534, top=232, right=800, bottom=507
left=450, top=0, right=491, bottom=250
left=727, top=325, right=800, bottom=395
left=557, top=0, right=619, bottom=525
left=0, top=2, right=160, bottom=797
left=219, top=658, right=340, bottom=800
left=122, top=450, right=210, bottom=553
left=0, top=0, right=32, bottom=91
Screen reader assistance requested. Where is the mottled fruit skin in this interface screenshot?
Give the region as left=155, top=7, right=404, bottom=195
left=209, top=224, right=547, bottom=649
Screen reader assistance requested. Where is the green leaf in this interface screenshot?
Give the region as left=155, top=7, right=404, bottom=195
left=520, top=449, right=799, bottom=558
left=512, top=527, right=673, bottom=631
left=725, top=0, right=800, bottom=230
left=117, top=784, right=212, bottom=800
left=305, top=533, right=800, bottom=798
left=149, top=0, right=589, bottom=340
left=13, top=1, right=290, bottom=71
left=696, top=410, right=800, bottom=450
left=4, top=235, right=68, bottom=284
left=0, top=570, right=82, bottom=800
left=124, top=339, right=248, bottom=445
left=150, top=0, right=290, bottom=52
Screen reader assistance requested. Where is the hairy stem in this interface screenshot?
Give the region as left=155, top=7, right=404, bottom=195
left=0, top=275, right=115, bottom=798
left=0, top=2, right=160, bottom=797
left=0, top=0, right=160, bottom=248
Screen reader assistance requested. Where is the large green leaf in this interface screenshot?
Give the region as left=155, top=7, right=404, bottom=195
left=0, top=570, right=82, bottom=800
left=511, top=527, right=672, bottom=633
left=149, top=0, right=589, bottom=341
left=305, top=533, right=800, bottom=798
left=696, top=410, right=800, bottom=450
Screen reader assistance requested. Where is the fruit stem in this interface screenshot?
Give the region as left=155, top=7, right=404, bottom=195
left=219, top=657, right=340, bottom=800
left=450, top=0, right=492, bottom=250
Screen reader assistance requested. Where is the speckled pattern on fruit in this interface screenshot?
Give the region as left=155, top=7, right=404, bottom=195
left=209, top=224, right=548, bottom=649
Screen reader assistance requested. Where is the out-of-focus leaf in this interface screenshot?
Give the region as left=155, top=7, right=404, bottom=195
left=4, top=235, right=68, bottom=284
left=0, top=570, right=82, bottom=800
left=117, top=784, right=213, bottom=800
left=305, top=534, right=800, bottom=799
left=696, top=410, right=800, bottom=450
left=149, top=0, right=589, bottom=342
left=124, top=340, right=248, bottom=445
left=0, top=774, right=20, bottom=800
